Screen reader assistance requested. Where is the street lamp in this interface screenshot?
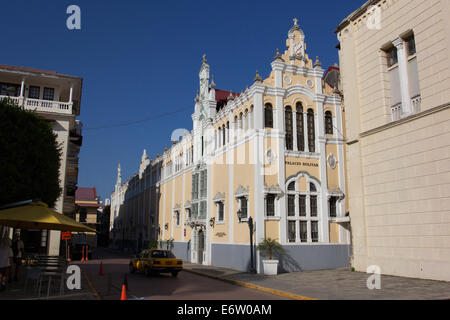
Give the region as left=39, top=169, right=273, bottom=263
left=237, top=209, right=256, bottom=274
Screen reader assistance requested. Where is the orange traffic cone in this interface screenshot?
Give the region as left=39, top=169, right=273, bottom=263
left=120, top=284, right=127, bottom=300
left=85, top=246, right=89, bottom=262
left=99, top=262, right=104, bottom=276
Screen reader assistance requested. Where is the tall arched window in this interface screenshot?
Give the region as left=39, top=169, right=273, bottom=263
left=222, top=124, right=226, bottom=145
left=296, top=102, right=304, bottom=151
left=325, top=111, right=333, bottom=135
left=264, top=104, right=273, bottom=128
left=285, top=106, right=293, bottom=150
left=307, top=109, right=315, bottom=153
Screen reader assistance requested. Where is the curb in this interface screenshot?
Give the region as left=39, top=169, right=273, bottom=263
left=183, top=268, right=317, bottom=301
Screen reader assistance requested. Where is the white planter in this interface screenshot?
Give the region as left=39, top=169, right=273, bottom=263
left=262, top=260, right=279, bottom=276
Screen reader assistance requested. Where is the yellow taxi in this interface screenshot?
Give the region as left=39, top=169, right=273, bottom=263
left=129, top=249, right=183, bottom=277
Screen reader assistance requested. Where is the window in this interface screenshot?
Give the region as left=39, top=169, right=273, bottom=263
left=299, top=195, right=306, bottom=217
left=288, top=221, right=296, bottom=243
left=0, top=83, right=20, bottom=97
left=29, top=86, right=40, bottom=99
left=222, top=125, right=226, bottom=145
left=310, top=183, right=317, bottom=192
left=300, top=221, right=308, bottom=243
left=79, top=208, right=87, bottom=223
left=264, top=104, right=273, bottom=128
left=386, top=46, right=398, bottom=68
left=218, top=202, right=224, bottom=222
left=287, top=195, right=295, bottom=217
left=310, top=196, right=318, bottom=217
left=240, top=198, right=248, bottom=218
left=266, top=194, right=276, bottom=217
left=43, top=87, right=54, bottom=101
left=296, top=103, right=304, bottom=151
left=325, top=111, right=333, bottom=135
left=406, top=35, right=416, bottom=56
left=307, top=109, right=315, bottom=153
left=175, top=211, right=180, bottom=226
left=285, top=106, right=293, bottom=150
left=288, top=182, right=295, bottom=191
left=311, top=221, right=319, bottom=243
left=329, top=197, right=338, bottom=218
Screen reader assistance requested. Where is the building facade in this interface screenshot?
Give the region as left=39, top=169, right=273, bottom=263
left=336, top=0, right=450, bottom=281
left=74, top=187, right=100, bottom=248
left=111, top=20, right=351, bottom=273
left=0, top=64, right=83, bottom=256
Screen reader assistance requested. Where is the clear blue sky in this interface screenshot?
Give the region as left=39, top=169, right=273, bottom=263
left=1, top=0, right=362, bottom=202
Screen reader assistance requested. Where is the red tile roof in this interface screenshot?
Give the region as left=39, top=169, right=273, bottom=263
left=75, top=187, right=98, bottom=202
left=215, top=89, right=240, bottom=111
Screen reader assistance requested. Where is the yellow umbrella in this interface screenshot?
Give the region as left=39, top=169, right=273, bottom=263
left=0, top=201, right=97, bottom=233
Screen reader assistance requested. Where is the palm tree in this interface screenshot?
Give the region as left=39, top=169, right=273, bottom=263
left=256, top=238, right=286, bottom=260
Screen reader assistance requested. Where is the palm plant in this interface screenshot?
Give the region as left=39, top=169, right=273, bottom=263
left=256, top=238, right=286, bottom=260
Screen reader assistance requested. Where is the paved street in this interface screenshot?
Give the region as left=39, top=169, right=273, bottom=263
left=79, top=249, right=288, bottom=300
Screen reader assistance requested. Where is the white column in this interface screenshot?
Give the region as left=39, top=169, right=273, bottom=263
left=69, top=84, right=74, bottom=103
left=393, top=38, right=412, bottom=115
left=20, top=79, right=25, bottom=97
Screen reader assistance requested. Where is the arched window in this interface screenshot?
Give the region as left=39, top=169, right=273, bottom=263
left=264, top=104, right=273, bottom=128
left=296, top=102, right=304, bottom=151
left=288, top=182, right=295, bottom=191
left=285, top=106, right=293, bottom=150
left=307, top=109, right=315, bottom=153
left=325, top=111, right=333, bottom=135
left=222, top=125, right=226, bottom=145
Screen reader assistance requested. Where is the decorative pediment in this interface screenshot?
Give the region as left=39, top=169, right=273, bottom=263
left=173, top=204, right=181, bottom=211
left=184, top=201, right=191, bottom=209
left=328, top=188, right=345, bottom=201
left=264, top=184, right=284, bottom=199
left=213, top=192, right=226, bottom=203
left=234, top=185, right=249, bottom=199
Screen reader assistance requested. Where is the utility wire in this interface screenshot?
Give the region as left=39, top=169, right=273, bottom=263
left=83, top=105, right=193, bottom=131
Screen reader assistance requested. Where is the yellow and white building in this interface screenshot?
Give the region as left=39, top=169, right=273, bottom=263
left=111, top=20, right=351, bottom=273
left=336, top=0, right=450, bottom=281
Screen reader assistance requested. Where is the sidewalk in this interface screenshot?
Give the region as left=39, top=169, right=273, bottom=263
left=182, top=263, right=450, bottom=300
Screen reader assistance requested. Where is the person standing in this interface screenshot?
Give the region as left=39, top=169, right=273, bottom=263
left=0, top=236, right=13, bottom=291
left=12, top=233, right=24, bottom=282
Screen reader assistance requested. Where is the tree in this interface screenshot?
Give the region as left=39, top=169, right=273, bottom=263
left=0, top=98, right=62, bottom=207
left=256, top=238, right=286, bottom=260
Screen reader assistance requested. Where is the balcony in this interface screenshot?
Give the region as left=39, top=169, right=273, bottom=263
left=0, top=95, right=73, bottom=115
left=390, top=95, right=422, bottom=122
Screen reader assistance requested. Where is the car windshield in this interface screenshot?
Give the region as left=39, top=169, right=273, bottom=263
left=151, top=250, right=176, bottom=258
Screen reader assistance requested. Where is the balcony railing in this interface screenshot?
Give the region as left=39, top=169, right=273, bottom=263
left=391, top=103, right=402, bottom=121
left=0, top=95, right=73, bottom=115
left=391, top=95, right=422, bottom=122
left=411, top=95, right=421, bottom=114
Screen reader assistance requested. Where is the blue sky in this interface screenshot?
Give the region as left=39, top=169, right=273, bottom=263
left=1, top=0, right=362, bottom=202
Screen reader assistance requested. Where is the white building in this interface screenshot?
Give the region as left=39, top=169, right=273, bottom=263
left=0, top=64, right=83, bottom=256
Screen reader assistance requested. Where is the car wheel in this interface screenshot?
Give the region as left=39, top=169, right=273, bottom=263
left=129, top=264, right=135, bottom=274
left=171, top=271, right=179, bottom=278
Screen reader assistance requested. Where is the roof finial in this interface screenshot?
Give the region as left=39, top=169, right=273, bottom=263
left=274, top=48, right=283, bottom=61
left=210, top=75, right=216, bottom=89
left=293, top=17, right=298, bottom=26
left=202, top=54, right=207, bottom=64
left=314, top=56, right=322, bottom=68
left=254, top=70, right=262, bottom=83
